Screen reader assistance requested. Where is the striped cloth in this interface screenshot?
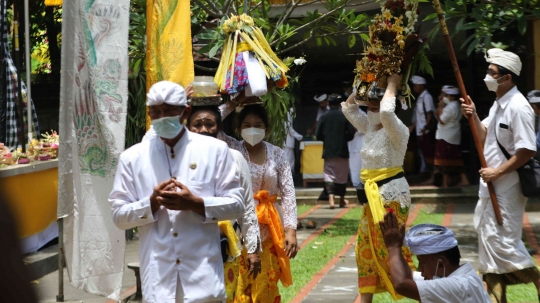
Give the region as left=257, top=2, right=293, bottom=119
left=1, top=0, right=39, bottom=150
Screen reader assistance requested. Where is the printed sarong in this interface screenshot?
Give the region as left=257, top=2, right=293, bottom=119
left=356, top=201, right=415, bottom=300
left=235, top=238, right=282, bottom=303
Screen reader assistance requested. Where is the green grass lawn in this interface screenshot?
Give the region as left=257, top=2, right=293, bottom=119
left=297, top=204, right=315, bottom=217
left=409, top=205, right=445, bottom=226
left=281, top=203, right=540, bottom=303
left=279, top=206, right=363, bottom=302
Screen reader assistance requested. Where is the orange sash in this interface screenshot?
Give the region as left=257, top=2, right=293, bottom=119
left=254, top=190, right=293, bottom=287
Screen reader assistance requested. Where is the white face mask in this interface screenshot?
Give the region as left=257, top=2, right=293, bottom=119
left=442, top=97, right=451, bottom=104
left=241, top=128, right=265, bottom=146
left=151, top=111, right=185, bottom=139
left=484, top=74, right=503, bottom=92
left=367, top=111, right=381, bottom=125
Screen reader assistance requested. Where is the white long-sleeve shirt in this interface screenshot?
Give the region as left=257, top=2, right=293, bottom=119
left=416, top=263, right=491, bottom=303
left=435, top=100, right=462, bottom=145
left=413, top=90, right=435, bottom=136
left=284, top=109, right=303, bottom=148
left=109, top=131, right=245, bottom=303
left=229, top=149, right=261, bottom=253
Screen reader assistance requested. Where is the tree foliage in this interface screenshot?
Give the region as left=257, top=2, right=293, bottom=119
left=28, top=2, right=62, bottom=75
left=125, top=0, right=147, bottom=148
left=191, top=0, right=371, bottom=145
left=424, top=0, right=540, bottom=55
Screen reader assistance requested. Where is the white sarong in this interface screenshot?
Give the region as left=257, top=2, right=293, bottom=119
left=474, top=182, right=535, bottom=274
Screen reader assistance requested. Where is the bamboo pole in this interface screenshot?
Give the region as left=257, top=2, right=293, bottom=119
left=12, top=4, right=26, bottom=152
left=24, top=0, right=32, bottom=145
left=432, top=0, right=503, bottom=225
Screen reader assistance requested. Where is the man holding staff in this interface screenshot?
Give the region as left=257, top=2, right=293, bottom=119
left=461, top=48, right=540, bottom=302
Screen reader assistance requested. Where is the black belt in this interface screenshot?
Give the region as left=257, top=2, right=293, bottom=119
left=356, top=172, right=404, bottom=204
left=374, top=172, right=404, bottom=187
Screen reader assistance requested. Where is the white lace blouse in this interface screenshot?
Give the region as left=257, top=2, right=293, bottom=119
left=218, top=132, right=298, bottom=242
left=342, top=98, right=411, bottom=207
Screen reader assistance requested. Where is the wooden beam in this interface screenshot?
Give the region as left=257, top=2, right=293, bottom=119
left=534, top=20, right=540, bottom=89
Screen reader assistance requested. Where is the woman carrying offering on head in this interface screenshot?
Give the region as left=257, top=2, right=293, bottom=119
left=342, top=74, right=415, bottom=303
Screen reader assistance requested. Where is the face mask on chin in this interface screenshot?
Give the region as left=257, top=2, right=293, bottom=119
left=152, top=110, right=185, bottom=139
left=484, top=74, right=504, bottom=92
left=433, top=259, right=445, bottom=280
left=367, top=111, right=381, bottom=125
left=442, top=97, right=451, bottom=104
left=241, top=127, right=265, bottom=146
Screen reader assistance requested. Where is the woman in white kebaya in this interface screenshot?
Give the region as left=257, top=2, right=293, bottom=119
left=219, top=103, right=298, bottom=302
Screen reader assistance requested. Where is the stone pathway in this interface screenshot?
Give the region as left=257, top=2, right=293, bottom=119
left=33, top=203, right=540, bottom=302
left=295, top=203, right=540, bottom=303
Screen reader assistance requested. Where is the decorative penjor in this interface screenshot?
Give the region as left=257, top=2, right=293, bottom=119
left=354, top=0, right=424, bottom=107
left=214, top=14, right=289, bottom=99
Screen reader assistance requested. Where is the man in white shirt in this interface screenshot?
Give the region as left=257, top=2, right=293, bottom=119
left=379, top=212, right=491, bottom=303
left=461, top=48, right=540, bottom=302
left=283, top=108, right=303, bottom=173
left=109, top=81, right=245, bottom=303
left=348, top=127, right=364, bottom=187
left=409, top=76, right=436, bottom=183
left=306, top=94, right=329, bottom=136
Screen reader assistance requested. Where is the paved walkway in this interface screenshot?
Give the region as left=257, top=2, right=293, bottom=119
left=33, top=203, right=540, bottom=302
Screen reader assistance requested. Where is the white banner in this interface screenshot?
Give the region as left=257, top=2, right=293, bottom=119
left=58, top=0, right=129, bottom=299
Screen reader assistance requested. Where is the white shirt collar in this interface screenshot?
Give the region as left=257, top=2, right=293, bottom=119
left=497, top=86, right=519, bottom=110
left=448, top=262, right=474, bottom=277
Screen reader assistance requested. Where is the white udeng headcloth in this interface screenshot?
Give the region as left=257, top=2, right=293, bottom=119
left=314, top=94, right=328, bottom=102
left=442, top=85, right=459, bottom=95
left=485, top=48, right=522, bottom=76
left=410, top=75, right=426, bottom=85
left=527, top=90, right=540, bottom=104
left=404, top=224, right=458, bottom=255
left=146, top=81, right=187, bottom=106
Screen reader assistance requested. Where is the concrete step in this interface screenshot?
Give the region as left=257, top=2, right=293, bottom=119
left=24, top=243, right=62, bottom=281
left=289, top=186, right=540, bottom=211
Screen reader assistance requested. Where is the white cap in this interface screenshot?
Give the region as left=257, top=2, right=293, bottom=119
left=527, top=90, right=540, bottom=104
left=404, top=224, right=458, bottom=255
left=147, top=81, right=187, bottom=107
left=410, top=76, right=426, bottom=85
left=314, top=94, right=328, bottom=102
left=485, top=48, right=522, bottom=76
left=442, top=85, right=459, bottom=95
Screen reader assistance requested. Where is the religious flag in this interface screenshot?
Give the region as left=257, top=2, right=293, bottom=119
left=58, top=0, right=129, bottom=299
left=145, top=0, right=194, bottom=129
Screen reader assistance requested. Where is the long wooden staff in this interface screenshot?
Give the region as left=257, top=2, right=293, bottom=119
left=432, top=0, right=503, bottom=225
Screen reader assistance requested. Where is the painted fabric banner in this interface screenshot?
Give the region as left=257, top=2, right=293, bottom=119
left=146, top=0, right=194, bottom=129
left=58, top=0, right=129, bottom=300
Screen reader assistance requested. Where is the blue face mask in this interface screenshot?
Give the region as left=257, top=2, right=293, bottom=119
left=152, top=113, right=184, bottom=139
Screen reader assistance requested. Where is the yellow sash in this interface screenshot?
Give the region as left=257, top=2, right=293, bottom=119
left=254, top=190, right=293, bottom=287
left=360, top=166, right=403, bottom=300
left=360, top=167, right=403, bottom=223
left=218, top=220, right=241, bottom=259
